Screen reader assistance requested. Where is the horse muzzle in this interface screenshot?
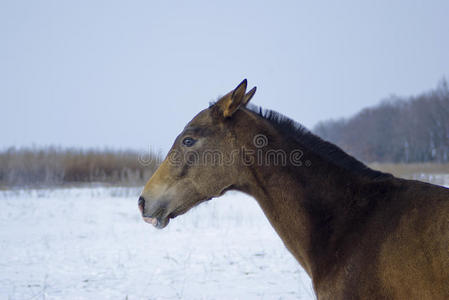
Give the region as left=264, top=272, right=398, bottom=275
left=138, top=196, right=170, bottom=229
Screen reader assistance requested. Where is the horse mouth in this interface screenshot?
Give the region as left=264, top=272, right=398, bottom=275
left=138, top=201, right=171, bottom=229
left=139, top=198, right=208, bottom=229
left=142, top=216, right=170, bottom=229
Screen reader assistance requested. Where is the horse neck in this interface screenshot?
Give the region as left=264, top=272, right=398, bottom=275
left=236, top=130, right=378, bottom=281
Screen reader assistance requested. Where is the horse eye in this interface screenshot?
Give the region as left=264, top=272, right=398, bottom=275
left=182, top=137, right=196, bottom=147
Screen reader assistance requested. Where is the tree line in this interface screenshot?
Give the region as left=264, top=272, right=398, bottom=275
left=314, top=79, right=449, bottom=163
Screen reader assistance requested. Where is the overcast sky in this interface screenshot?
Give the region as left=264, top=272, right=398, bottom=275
left=1, top=0, right=448, bottom=152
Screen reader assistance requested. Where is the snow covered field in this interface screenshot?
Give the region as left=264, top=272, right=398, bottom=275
left=0, top=188, right=314, bottom=300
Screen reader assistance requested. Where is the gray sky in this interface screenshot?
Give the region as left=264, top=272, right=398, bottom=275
left=1, top=0, right=448, bottom=152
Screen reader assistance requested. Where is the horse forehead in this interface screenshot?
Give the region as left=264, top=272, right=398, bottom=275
left=186, top=108, right=214, bottom=127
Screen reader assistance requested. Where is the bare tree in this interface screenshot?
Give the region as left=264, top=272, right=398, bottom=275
left=314, top=78, right=449, bottom=163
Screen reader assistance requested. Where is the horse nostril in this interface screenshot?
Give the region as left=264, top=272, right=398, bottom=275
left=138, top=196, right=145, bottom=210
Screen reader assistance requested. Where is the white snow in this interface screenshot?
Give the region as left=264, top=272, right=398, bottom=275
left=2, top=179, right=447, bottom=300
left=0, top=187, right=314, bottom=300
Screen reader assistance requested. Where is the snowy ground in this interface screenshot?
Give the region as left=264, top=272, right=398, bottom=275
left=0, top=188, right=314, bottom=300
left=2, top=177, right=448, bottom=300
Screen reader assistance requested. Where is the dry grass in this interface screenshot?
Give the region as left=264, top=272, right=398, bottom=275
left=369, top=163, right=449, bottom=186
left=0, top=147, right=161, bottom=188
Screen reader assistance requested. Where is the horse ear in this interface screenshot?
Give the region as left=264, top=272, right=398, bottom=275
left=221, top=79, right=248, bottom=118
left=243, top=86, right=256, bottom=106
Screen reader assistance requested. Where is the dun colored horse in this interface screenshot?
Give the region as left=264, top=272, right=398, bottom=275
left=139, top=79, right=449, bottom=299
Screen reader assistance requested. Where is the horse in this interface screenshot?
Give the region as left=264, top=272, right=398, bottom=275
left=138, top=79, right=449, bottom=299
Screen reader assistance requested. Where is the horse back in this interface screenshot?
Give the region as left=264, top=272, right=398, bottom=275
left=377, top=180, right=449, bottom=299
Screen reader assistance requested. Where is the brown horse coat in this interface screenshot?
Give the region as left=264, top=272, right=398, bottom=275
left=139, top=80, right=449, bottom=299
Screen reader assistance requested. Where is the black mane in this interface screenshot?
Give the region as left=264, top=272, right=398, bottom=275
left=245, top=104, right=392, bottom=180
